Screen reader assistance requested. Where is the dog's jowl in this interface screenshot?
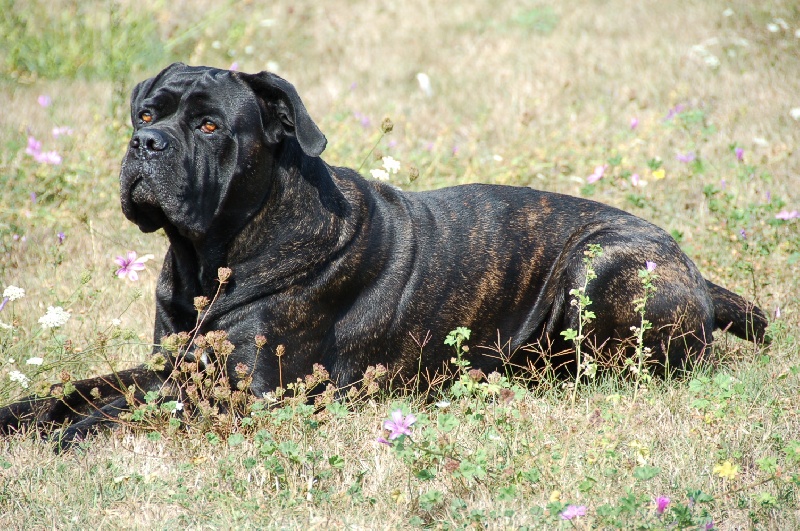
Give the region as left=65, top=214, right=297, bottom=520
left=0, top=63, right=768, bottom=448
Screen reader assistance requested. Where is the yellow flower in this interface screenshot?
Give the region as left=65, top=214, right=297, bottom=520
left=652, top=168, right=666, bottom=180
left=549, top=490, right=562, bottom=502
left=713, top=460, right=739, bottom=480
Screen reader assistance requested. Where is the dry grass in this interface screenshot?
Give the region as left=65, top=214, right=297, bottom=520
left=1, top=0, right=799, bottom=528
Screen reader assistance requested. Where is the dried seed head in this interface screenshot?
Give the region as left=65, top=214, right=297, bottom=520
left=275, top=344, right=285, bottom=358
left=194, top=334, right=208, bottom=349
left=161, top=334, right=179, bottom=352
left=254, top=334, right=267, bottom=349
left=381, top=117, right=394, bottom=134
left=217, top=267, right=232, bottom=282
left=408, top=165, right=419, bottom=182
left=194, top=296, right=210, bottom=311
left=234, top=362, right=250, bottom=378
left=467, top=369, right=485, bottom=382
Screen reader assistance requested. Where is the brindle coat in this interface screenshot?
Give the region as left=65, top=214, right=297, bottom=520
left=0, top=63, right=768, bottom=448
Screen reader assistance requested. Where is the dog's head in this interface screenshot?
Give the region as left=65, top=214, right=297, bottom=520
left=120, top=62, right=327, bottom=239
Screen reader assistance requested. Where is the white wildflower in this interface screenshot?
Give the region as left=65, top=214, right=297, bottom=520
left=370, top=168, right=390, bottom=181
left=26, top=357, right=44, bottom=366
left=416, top=72, right=432, bottom=97
left=38, top=306, right=70, bottom=328
left=790, top=108, right=800, bottom=121
left=111, top=318, right=122, bottom=327
left=175, top=401, right=184, bottom=411
left=9, top=370, right=29, bottom=389
left=3, top=285, right=25, bottom=301
left=767, top=23, right=780, bottom=33
left=381, top=156, right=401, bottom=174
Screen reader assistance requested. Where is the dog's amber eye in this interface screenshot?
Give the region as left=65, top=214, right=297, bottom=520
left=200, top=120, right=217, bottom=134
left=140, top=112, right=153, bottom=123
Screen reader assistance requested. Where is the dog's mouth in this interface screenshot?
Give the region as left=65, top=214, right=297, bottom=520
left=121, top=173, right=169, bottom=233
left=130, top=177, right=157, bottom=205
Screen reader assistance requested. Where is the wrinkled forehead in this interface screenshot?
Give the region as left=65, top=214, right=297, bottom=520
left=136, top=67, right=255, bottom=115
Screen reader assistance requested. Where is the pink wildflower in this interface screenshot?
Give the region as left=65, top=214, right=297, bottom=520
left=114, top=251, right=155, bottom=281
left=560, top=505, right=587, bottom=520
left=775, top=210, right=799, bottom=220
left=587, top=165, right=607, bottom=184
left=655, top=496, right=670, bottom=515
left=383, top=409, right=416, bottom=440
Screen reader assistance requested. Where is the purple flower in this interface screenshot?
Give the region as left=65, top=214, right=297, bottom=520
left=35, top=151, right=62, bottom=165
left=52, top=126, right=73, bottom=137
left=734, top=147, right=744, bottom=162
left=25, top=135, right=61, bottom=165
left=114, top=251, right=154, bottom=281
left=452, top=145, right=459, bottom=155
left=646, top=261, right=657, bottom=273
left=30, top=192, right=37, bottom=204
left=739, top=228, right=747, bottom=240
left=25, top=136, right=42, bottom=156
left=630, top=117, right=639, bottom=130
left=38, top=95, right=51, bottom=107
left=775, top=209, right=799, bottom=220
left=376, top=436, right=391, bottom=445
left=705, top=520, right=715, bottom=530
left=676, top=152, right=696, bottom=163
left=587, top=164, right=607, bottom=184
left=560, top=505, right=587, bottom=520
left=665, top=104, right=686, bottom=121
left=57, top=232, right=65, bottom=244
left=655, top=496, right=670, bottom=514
left=229, top=61, right=239, bottom=72
left=631, top=173, right=641, bottom=187
left=383, top=409, right=416, bottom=440
left=0, top=297, right=7, bottom=312
left=766, top=191, right=772, bottom=203
left=354, top=112, right=371, bottom=128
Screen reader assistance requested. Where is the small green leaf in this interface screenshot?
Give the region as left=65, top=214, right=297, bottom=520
left=633, top=465, right=661, bottom=481
left=227, top=433, right=245, bottom=447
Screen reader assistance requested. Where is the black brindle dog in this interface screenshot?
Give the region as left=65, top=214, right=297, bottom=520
left=0, top=64, right=768, bottom=447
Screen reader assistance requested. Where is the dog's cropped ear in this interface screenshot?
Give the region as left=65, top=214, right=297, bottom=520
left=238, top=72, right=327, bottom=157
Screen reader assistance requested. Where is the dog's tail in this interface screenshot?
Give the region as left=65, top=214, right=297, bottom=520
left=707, top=280, right=769, bottom=343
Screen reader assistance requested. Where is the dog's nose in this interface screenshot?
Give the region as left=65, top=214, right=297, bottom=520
left=130, top=129, right=169, bottom=152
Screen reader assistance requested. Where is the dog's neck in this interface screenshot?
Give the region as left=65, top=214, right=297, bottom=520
left=164, top=142, right=354, bottom=299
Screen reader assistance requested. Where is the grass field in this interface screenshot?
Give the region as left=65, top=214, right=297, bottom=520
left=1, top=0, right=799, bottom=528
